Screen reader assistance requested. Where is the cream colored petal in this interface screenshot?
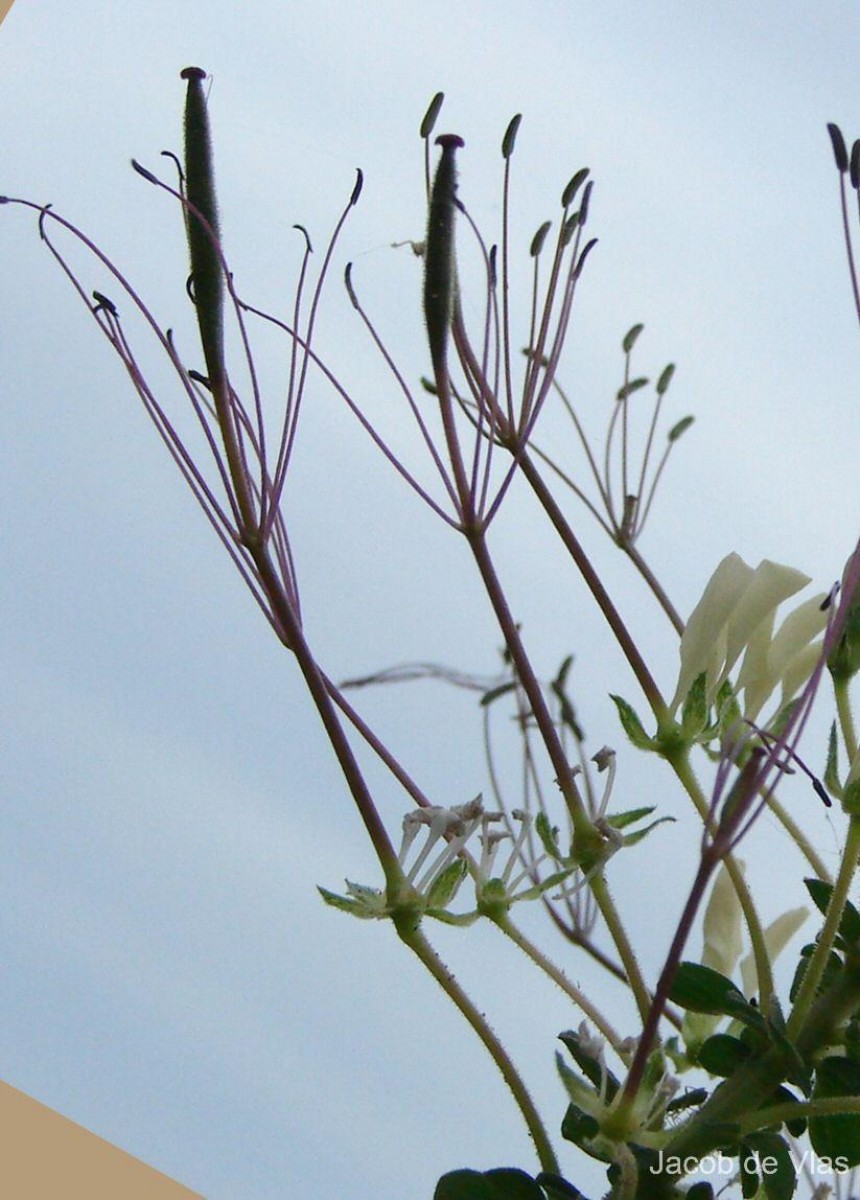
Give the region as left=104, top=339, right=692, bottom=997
left=735, top=610, right=778, bottom=722
left=701, top=863, right=744, bottom=977
left=723, top=560, right=810, bottom=677
left=769, top=594, right=828, bottom=684
left=778, top=640, right=824, bottom=710
left=740, top=906, right=808, bottom=998
left=673, top=553, right=752, bottom=711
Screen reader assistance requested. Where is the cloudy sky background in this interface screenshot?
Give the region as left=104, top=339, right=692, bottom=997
left=2, top=3, right=860, bottom=1198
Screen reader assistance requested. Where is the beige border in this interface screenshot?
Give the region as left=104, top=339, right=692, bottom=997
left=0, top=1, right=15, bottom=27
left=0, top=1080, right=204, bottom=1198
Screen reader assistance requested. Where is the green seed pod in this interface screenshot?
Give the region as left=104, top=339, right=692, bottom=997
left=180, top=66, right=224, bottom=383
left=423, top=133, right=464, bottom=370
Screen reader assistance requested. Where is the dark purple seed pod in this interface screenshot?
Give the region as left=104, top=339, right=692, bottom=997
left=851, top=141, right=860, bottom=190
left=827, top=123, right=849, bottom=173
left=182, top=65, right=224, bottom=381
left=423, top=135, right=465, bottom=367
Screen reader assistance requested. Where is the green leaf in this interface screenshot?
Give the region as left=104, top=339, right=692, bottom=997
left=669, top=963, right=763, bottom=1028
left=739, top=1149, right=758, bottom=1199
left=604, top=804, right=656, bottom=831
left=535, top=811, right=563, bottom=859
left=743, top=1133, right=795, bottom=1200
left=317, top=886, right=365, bottom=916
left=768, top=1085, right=807, bottom=1136
left=617, top=816, right=675, bottom=847
left=425, top=859, right=467, bottom=909
left=697, top=1033, right=752, bottom=1077
left=809, top=1056, right=860, bottom=1167
left=804, top=878, right=860, bottom=947
left=510, top=868, right=575, bottom=904
left=743, top=1128, right=796, bottom=1200
left=558, top=1030, right=619, bottom=1097
left=843, top=776, right=860, bottom=816
left=665, top=1087, right=708, bottom=1115
left=481, top=681, right=518, bottom=706
left=434, top=1167, right=545, bottom=1200
left=534, top=1173, right=586, bottom=1200
left=560, top=1103, right=607, bottom=1160
left=716, top=680, right=742, bottom=740
left=610, top=694, right=654, bottom=750
left=790, top=943, right=843, bottom=1003
left=681, top=671, right=709, bottom=737
left=824, top=722, right=843, bottom=800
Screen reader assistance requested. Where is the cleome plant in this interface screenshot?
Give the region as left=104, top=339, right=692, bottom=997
left=7, top=69, right=860, bottom=1200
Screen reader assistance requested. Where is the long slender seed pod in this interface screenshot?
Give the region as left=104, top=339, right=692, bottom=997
left=181, top=66, right=225, bottom=385
left=423, top=133, right=464, bottom=373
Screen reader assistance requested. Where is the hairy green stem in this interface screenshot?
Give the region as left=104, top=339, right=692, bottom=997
left=667, top=748, right=773, bottom=1007
left=493, top=912, right=626, bottom=1051
left=787, top=815, right=860, bottom=1038
left=835, top=675, right=858, bottom=763
left=397, top=920, right=560, bottom=1174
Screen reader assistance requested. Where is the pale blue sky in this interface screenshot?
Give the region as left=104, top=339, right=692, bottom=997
left=2, top=3, right=860, bottom=1198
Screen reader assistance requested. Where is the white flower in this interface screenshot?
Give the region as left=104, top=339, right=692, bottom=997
left=672, top=552, right=828, bottom=725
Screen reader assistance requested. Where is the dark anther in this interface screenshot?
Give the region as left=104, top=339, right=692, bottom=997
left=812, top=778, right=833, bottom=808
left=92, top=291, right=117, bottom=316
left=350, top=169, right=364, bottom=207
left=827, top=123, right=849, bottom=173
left=131, top=159, right=159, bottom=185
left=188, top=369, right=212, bottom=391
left=420, top=92, right=445, bottom=139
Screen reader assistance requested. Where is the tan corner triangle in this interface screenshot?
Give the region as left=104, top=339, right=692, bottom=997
left=0, top=1080, right=204, bottom=1198
left=0, top=1, right=15, bottom=27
